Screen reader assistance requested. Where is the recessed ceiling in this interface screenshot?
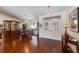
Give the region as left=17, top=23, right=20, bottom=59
left=0, top=6, right=74, bottom=20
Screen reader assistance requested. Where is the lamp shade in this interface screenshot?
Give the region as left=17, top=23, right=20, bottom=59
left=64, top=23, right=68, bottom=28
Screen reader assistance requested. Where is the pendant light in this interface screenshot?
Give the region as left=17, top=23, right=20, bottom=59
left=48, top=6, right=52, bottom=17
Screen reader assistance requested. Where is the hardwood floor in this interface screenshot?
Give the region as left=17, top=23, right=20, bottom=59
left=0, top=36, right=62, bottom=53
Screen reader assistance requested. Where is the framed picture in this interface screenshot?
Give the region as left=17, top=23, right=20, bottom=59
left=43, top=15, right=61, bottom=31
left=69, top=7, right=79, bottom=33
left=45, top=22, right=49, bottom=30
left=52, top=21, right=59, bottom=31
left=39, top=24, right=42, bottom=27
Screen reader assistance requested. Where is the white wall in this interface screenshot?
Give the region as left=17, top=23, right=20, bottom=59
left=39, top=11, right=67, bottom=41
left=39, top=7, right=79, bottom=42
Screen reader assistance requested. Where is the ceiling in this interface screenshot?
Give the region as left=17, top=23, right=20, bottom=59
left=0, top=6, right=74, bottom=21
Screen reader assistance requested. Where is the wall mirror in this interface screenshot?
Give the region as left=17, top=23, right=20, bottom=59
left=69, top=7, right=79, bottom=33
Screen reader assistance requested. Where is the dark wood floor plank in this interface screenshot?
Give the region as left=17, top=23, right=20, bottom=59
left=0, top=36, right=62, bottom=53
